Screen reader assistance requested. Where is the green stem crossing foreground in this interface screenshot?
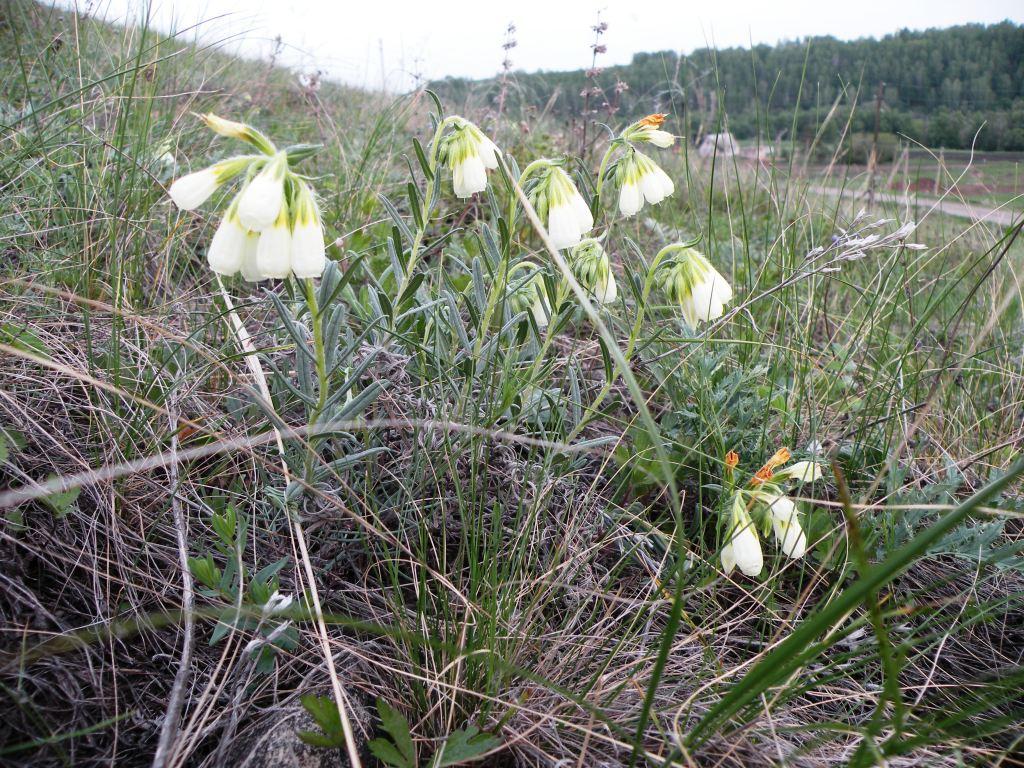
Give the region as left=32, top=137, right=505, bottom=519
left=302, top=277, right=330, bottom=484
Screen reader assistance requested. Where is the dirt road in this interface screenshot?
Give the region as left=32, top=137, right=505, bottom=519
left=812, top=186, right=1021, bottom=228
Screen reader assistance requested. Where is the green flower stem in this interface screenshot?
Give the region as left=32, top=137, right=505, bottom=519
left=470, top=159, right=551, bottom=364
left=593, top=139, right=622, bottom=212
left=394, top=115, right=459, bottom=304
left=564, top=243, right=678, bottom=442
left=301, top=277, right=329, bottom=483
left=518, top=280, right=573, bottom=389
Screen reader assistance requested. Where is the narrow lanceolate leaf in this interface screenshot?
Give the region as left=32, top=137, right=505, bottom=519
left=686, top=452, right=1024, bottom=747
left=378, top=193, right=414, bottom=246
left=316, top=447, right=392, bottom=481
left=412, top=137, right=433, bottom=181
left=336, top=380, right=385, bottom=421
left=445, top=291, right=472, bottom=352
left=282, top=143, right=322, bottom=164
left=318, top=253, right=368, bottom=309
left=407, top=182, right=424, bottom=230
left=266, top=291, right=316, bottom=365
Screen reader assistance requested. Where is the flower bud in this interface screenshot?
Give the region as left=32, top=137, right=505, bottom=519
left=570, top=239, right=617, bottom=304
left=508, top=263, right=550, bottom=328
left=200, top=113, right=276, bottom=155
left=622, top=114, right=675, bottom=148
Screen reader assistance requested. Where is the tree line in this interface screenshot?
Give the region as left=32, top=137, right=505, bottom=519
left=432, top=22, right=1024, bottom=152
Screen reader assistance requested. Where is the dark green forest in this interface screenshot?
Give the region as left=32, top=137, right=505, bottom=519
left=432, top=22, right=1024, bottom=152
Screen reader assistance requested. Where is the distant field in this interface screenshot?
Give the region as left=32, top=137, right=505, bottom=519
left=803, top=152, right=1023, bottom=208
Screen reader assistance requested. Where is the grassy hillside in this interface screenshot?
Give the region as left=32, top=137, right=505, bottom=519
left=2, top=2, right=1023, bottom=767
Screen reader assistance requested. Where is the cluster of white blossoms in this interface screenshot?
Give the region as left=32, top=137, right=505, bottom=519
left=427, top=116, right=700, bottom=331
left=720, top=449, right=826, bottom=578
left=655, top=245, right=735, bottom=328
left=616, top=151, right=676, bottom=217
left=438, top=118, right=501, bottom=198
left=615, top=114, right=676, bottom=217
left=569, top=238, right=617, bottom=304
left=167, top=114, right=326, bottom=282
left=529, top=164, right=594, bottom=250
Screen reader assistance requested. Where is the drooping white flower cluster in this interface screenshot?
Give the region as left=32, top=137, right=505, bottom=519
left=167, top=114, right=327, bottom=282
left=616, top=150, right=675, bottom=217
left=529, top=164, right=594, bottom=251
left=616, top=114, right=676, bottom=217
left=655, top=245, right=734, bottom=328
left=437, top=118, right=501, bottom=198
left=720, top=449, right=827, bottom=578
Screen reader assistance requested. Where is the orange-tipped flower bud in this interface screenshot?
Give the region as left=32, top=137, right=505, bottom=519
left=752, top=447, right=791, bottom=484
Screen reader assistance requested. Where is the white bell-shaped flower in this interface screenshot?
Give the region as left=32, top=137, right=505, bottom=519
left=169, top=167, right=220, bottom=211
left=168, top=156, right=253, bottom=211
left=237, top=153, right=287, bottom=231
left=290, top=184, right=327, bottom=279
left=262, top=590, right=294, bottom=617
left=239, top=231, right=262, bottom=282
left=764, top=494, right=807, bottom=559
left=774, top=461, right=825, bottom=484
left=206, top=204, right=247, bottom=276
left=540, top=167, right=593, bottom=250
left=722, top=496, right=763, bottom=577
left=725, top=519, right=763, bottom=577
left=255, top=203, right=292, bottom=279
left=636, top=153, right=675, bottom=205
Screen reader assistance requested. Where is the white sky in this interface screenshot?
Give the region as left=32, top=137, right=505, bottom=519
left=66, top=0, right=1023, bottom=91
